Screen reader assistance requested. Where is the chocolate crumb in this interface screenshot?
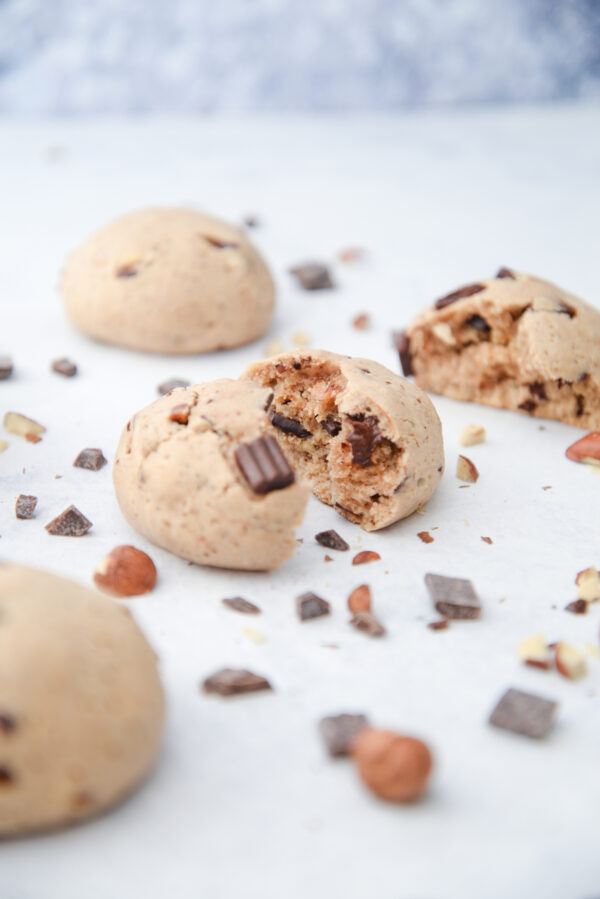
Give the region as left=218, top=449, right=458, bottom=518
left=496, top=267, right=516, bottom=280
left=315, top=529, right=349, bottom=552
left=518, top=399, right=537, bottom=413
left=15, top=494, right=37, bottom=519
left=0, top=356, right=13, bottom=380
left=202, top=668, right=272, bottom=697
left=243, top=215, right=259, bottom=228
left=270, top=409, right=312, bottom=439
left=0, top=767, right=15, bottom=785
left=73, top=448, right=107, bottom=471
left=346, top=415, right=383, bottom=466
left=319, top=714, right=369, bottom=757
left=352, top=551, right=381, bottom=566
left=350, top=611, right=386, bottom=637
left=290, top=262, right=334, bottom=291
left=565, top=599, right=587, bottom=615
left=235, top=434, right=295, bottom=494
left=425, top=573, right=481, bottom=620
left=529, top=382, right=548, bottom=401
left=0, top=714, right=16, bottom=733
left=465, top=314, right=491, bottom=333
left=392, top=331, right=413, bottom=377
left=157, top=378, right=190, bottom=396
left=427, top=619, right=449, bottom=631
left=45, top=505, right=92, bottom=537
left=222, top=597, right=261, bottom=615
left=489, top=687, right=557, bottom=739
left=324, top=554, right=333, bottom=562
left=51, top=358, right=77, bottom=377
left=417, top=531, right=434, bottom=544
left=116, top=261, right=140, bottom=277
left=296, top=592, right=331, bottom=621
left=321, top=417, right=341, bottom=437
left=481, top=536, right=493, bottom=545
left=435, top=283, right=485, bottom=309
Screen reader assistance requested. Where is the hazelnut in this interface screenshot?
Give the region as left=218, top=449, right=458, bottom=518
left=351, top=728, right=432, bottom=803
left=518, top=634, right=552, bottom=670
left=93, top=545, right=157, bottom=597
left=459, top=424, right=486, bottom=446
left=456, top=454, right=479, bottom=483
left=575, top=566, right=600, bottom=601
left=555, top=642, right=587, bottom=681
left=348, top=584, right=372, bottom=613
left=3, top=411, right=46, bottom=439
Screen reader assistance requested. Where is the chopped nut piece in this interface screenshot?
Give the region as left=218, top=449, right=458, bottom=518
left=350, top=611, right=385, bottom=637
left=348, top=584, right=372, bottom=614
left=25, top=433, right=41, bottom=443
left=351, top=729, right=433, bottom=802
left=242, top=627, right=266, bottom=644
left=73, top=448, right=107, bottom=471
left=157, top=378, right=190, bottom=396
left=338, top=247, right=365, bottom=263
left=565, top=599, right=588, bottom=615
left=431, top=322, right=456, bottom=346
left=575, top=566, right=600, bottom=601
left=427, top=619, right=449, bottom=631
left=565, top=432, right=600, bottom=465
left=352, top=313, right=370, bottom=330
left=315, top=529, right=349, bottom=552
left=319, top=713, right=369, bottom=757
left=296, top=592, right=331, bottom=621
left=3, top=412, right=46, bottom=439
left=459, top=424, right=486, bottom=446
left=417, top=531, right=434, bottom=544
left=202, top=668, right=272, bottom=697
left=352, top=550, right=381, bottom=566
left=555, top=642, right=587, bottom=681
left=481, top=536, right=493, bottom=545
left=456, top=455, right=479, bottom=483
left=0, top=356, right=14, bottom=380
left=45, top=505, right=92, bottom=537
left=15, top=494, right=37, bottom=520
left=222, top=597, right=261, bottom=615
left=168, top=404, right=190, bottom=424
left=51, top=358, right=77, bottom=377
left=0, top=439, right=8, bottom=453
left=518, top=634, right=552, bottom=670
left=93, top=545, right=157, bottom=597
left=489, top=688, right=557, bottom=739
left=291, top=330, right=310, bottom=347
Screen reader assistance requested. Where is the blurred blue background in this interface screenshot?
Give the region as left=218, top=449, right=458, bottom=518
left=0, top=0, right=599, bottom=113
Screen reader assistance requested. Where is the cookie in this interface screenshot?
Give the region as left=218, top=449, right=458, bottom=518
left=401, top=269, right=600, bottom=428
left=0, top=564, right=164, bottom=836
left=242, top=349, right=444, bottom=531
left=113, top=379, right=310, bottom=570
left=60, top=207, right=275, bottom=354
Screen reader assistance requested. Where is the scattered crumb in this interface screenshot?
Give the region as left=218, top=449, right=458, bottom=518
left=324, top=554, right=333, bottom=562
left=427, top=619, right=449, bottom=631
left=456, top=454, right=479, bottom=483
left=263, top=338, right=284, bottom=357
left=352, top=551, right=381, bottom=566
left=291, top=330, right=310, bottom=347
left=417, top=531, right=434, bottom=544
left=464, top=519, right=471, bottom=527
left=459, top=424, right=486, bottom=446
left=542, top=485, right=552, bottom=491
left=481, top=536, right=493, bottom=545
left=584, top=643, right=600, bottom=659
left=242, top=628, right=266, bottom=644
left=458, top=485, right=470, bottom=489
left=321, top=643, right=340, bottom=650
left=352, top=313, right=370, bottom=330
left=338, top=247, right=365, bottom=263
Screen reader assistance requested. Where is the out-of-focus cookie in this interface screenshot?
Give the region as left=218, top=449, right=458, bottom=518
left=242, top=349, right=444, bottom=531
left=113, top=379, right=309, bottom=570
left=0, top=564, right=164, bottom=836
left=60, top=207, right=275, bottom=354
left=399, top=268, right=600, bottom=428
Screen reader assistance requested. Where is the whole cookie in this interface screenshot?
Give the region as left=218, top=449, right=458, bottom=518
left=60, top=207, right=275, bottom=354
left=399, top=268, right=600, bottom=428
left=242, top=349, right=444, bottom=531
left=113, top=379, right=310, bottom=570
left=0, top=564, right=164, bottom=836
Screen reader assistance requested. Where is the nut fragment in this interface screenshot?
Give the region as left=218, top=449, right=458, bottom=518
left=168, top=404, right=190, bottom=424
left=565, top=432, right=600, bottom=465
left=93, top=545, right=157, bottom=597
left=575, top=566, right=600, bottom=601
left=352, top=550, right=381, bottom=566
left=352, top=313, right=370, bottom=330
left=348, top=584, right=372, bottom=614
left=0, top=439, right=8, bottom=453
left=555, top=642, right=587, bottom=681
left=518, top=634, right=552, bottom=670
left=351, top=729, right=433, bottom=803
left=459, top=424, right=486, bottom=446
left=431, top=322, right=456, bottom=346
left=417, top=531, right=434, bottom=544
left=456, top=455, right=479, bottom=483
left=3, top=412, right=46, bottom=439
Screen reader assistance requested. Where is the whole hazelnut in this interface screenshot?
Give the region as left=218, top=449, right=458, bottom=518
left=93, top=545, right=157, bottom=597
left=351, top=728, right=432, bottom=803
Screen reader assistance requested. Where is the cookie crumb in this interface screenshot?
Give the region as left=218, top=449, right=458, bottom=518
left=459, top=424, right=485, bottom=446
left=481, top=536, right=493, bottom=545
left=417, top=531, right=434, bottom=544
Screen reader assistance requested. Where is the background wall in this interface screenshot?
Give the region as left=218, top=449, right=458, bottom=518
left=0, top=0, right=599, bottom=113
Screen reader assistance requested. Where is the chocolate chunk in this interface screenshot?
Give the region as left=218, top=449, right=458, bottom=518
left=425, top=573, right=481, bottom=620
left=557, top=301, right=576, bottom=318
left=73, top=448, right=107, bottom=471
left=321, top=417, right=341, bottom=437
left=575, top=394, right=585, bottom=417
left=518, top=399, right=537, bottom=413
left=168, top=404, right=190, bottom=424
left=392, top=330, right=413, bottom=377
left=15, top=494, right=37, bottom=520
left=465, top=314, right=491, bottom=333
left=296, top=592, right=331, bottom=621
left=435, top=283, right=485, bottom=309
left=270, top=409, right=312, bottom=439
left=202, top=668, right=272, bottom=697
left=417, top=531, right=434, bottom=544
left=235, top=434, right=295, bottom=494
left=0, top=767, right=15, bottom=785
left=315, top=529, right=349, bottom=551
left=350, top=611, right=386, bottom=637
left=0, top=714, right=16, bottom=733
left=0, top=356, right=13, bottom=380
left=222, top=596, right=261, bottom=615
left=45, top=505, right=92, bottom=537
left=529, top=382, right=547, bottom=401
left=346, top=415, right=383, bottom=466
left=157, top=378, right=190, bottom=396
left=496, top=267, right=516, bottom=279
left=204, top=235, right=238, bottom=249
left=565, top=599, right=587, bottom=615
left=51, top=358, right=77, bottom=377
left=319, top=714, right=369, bottom=757
left=427, top=619, right=449, bottom=631
left=489, top=688, right=557, bottom=739
left=289, top=263, right=334, bottom=291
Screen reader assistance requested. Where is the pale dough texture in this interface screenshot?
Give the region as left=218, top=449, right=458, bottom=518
left=113, top=379, right=310, bottom=570
left=0, top=564, right=164, bottom=836
left=242, top=349, right=444, bottom=531
left=60, top=207, right=275, bottom=354
left=404, top=270, right=600, bottom=428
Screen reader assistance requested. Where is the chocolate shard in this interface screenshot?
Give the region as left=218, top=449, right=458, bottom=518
left=496, top=267, right=516, bottom=280
left=0, top=356, right=13, bottom=380
left=270, top=409, right=312, bottom=439
left=315, top=529, right=349, bottom=551
left=157, top=378, right=190, bottom=396
left=350, top=610, right=386, bottom=637
left=222, top=596, right=261, bottom=615
left=15, top=494, right=37, bottom=520
left=425, top=573, right=481, bottom=620
left=518, top=399, right=537, bottom=414
left=45, top=505, right=93, bottom=537
left=321, top=417, right=341, bottom=437
left=296, top=592, right=331, bottom=621
left=529, top=382, right=548, bottom=401
left=465, top=314, right=491, bottom=333
left=489, top=687, right=557, bottom=739
left=235, top=434, right=295, bottom=494
left=51, top=358, right=77, bottom=377
left=346, top=415, right=383, bottom=466
left=202, top=668, right=272, bottom=697
left=392, top=330, right=413, bottom=377
left=435, top=283, right=486, bottom=309
left=289, top=262, right=334, bottom=291
left=73, top=448, right=107, bottom=471
left=565, top=599, right=587, bottom=615
left=319, top=713, right=369, bottom=757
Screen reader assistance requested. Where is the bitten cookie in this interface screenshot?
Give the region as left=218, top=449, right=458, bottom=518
left=113, top=379, right=310, bottom=570
left=399, top=268, right=600, bottom=428
left=242, top=349, right=444, bottom=531
left=0, top=564, right=164, bottom=836
left=60, top=207, right=275, bottom=354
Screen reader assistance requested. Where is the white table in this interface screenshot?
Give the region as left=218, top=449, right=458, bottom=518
left=0, top=106, right=599, bottom=899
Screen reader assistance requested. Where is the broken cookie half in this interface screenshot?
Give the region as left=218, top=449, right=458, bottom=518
left=398, top=269, right=600, bottom=428
left=242, top=349, right=444, bottom=531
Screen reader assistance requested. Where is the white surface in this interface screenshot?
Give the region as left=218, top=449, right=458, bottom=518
left=0, top=106, right=599, bottom=899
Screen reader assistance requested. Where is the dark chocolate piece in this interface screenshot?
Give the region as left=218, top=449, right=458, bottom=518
left=557, top=301, right=576, bottom=318
left=15, top=494, right=37, bottom=520
left=319, top=714, right=369, bottom=757
left=315, top=529, right=349, bottom=551
left=565, top=599, right=587, bottom=615
left=435, top=283, right=485, bottom=309
left=296, top=592, right=331, bottom=621
left=321, top=417, right=341, bottom=437
left=465, top=314, right=491, bottom=333
left=235, top=434, right=295, bottom=494
left=204, top=235, right=238, bottom=249
left=496, top=267, right=516, bottom=279
left=393, top=331, right=413, bottom=377
left=518, top=399, right=537, bottom=413
left=202, top=668, right=271, bottom=697
left=489, top=688, right=557, bottom=739
left=346, top=415, right=383, bottom=466
left=529, top=382, right=548, bottom=401
left=289, top=263, right=334, bottom=291
left=51, top=358, right=77, bottom=377
left=424, top=573, right=481, bottom=620
left=270, top=409, right=312, bottom=439
left=350, top=611, right=386, bottom=637
left=0, top=714, right=16, bottom=733
left=157, top=378, right=190, bottom=396
left=427, top=619, right=449, bottom=631
left=45, top=505, right=92, bottom=537
left=222, top=597, right=261, bottom=615
left=73, top=448, right=107, bottom=471
left=0, top=356, right=13, bottom=380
